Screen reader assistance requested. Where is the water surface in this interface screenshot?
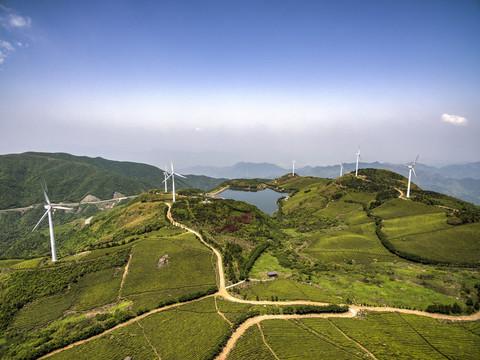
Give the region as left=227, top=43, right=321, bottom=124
left=218, top=188, right=286, bottom=215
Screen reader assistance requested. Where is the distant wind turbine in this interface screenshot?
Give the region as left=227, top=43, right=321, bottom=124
left=163, top=165, right=169, bottom=192
left=163, top=160, right=186, bottom=202
left=32, top=183, right=73, bottom=262
left=339, top=162, right=344, bottom=177
left=355, top=147, right=362, bottom=177
left=405, top=155, right=419, bottom=198
left=292, top=160, right=295, bottom=176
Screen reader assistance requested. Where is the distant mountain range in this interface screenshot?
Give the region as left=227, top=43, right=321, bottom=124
left=2, top=152, right=478, bottom=208
left=0, top=152, right=225, bottom=209
left=180, top=161, right=480, bottom=205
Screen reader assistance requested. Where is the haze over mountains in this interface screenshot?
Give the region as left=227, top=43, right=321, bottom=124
left=180, top=161, right=480, bottom=206
left=1, top=152, right=479, bottom=208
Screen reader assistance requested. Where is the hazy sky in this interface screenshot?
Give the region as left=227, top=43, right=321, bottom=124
left=1, top=0, right=479, bottom=169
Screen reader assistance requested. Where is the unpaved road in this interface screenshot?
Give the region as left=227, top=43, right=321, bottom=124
left=41, top=201, right=480, bottom=359
left=165, top=203, right=480, bottom=359
left=0, top=196, right=136, bottom=213
left=207, top=186, right=230, bottom=197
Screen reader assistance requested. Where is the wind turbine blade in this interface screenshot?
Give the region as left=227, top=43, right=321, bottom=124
left=412, top=167, right=417, bottom=177
left=175, top=173, right=187, bottom=179
left=52, top=206, right=73, bottom=211
left=32, top=209, right=49, bottom=232
left=413, top=154, right=419, bottom=166
left=41, top=182, right=51, bottom=205
left=162, top=174, right=172, bottom=183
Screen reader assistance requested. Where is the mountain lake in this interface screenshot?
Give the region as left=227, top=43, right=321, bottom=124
left=217, top=188, right=287, bottom=215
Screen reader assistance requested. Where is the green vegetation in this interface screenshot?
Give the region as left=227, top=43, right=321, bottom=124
left=385, top=215, right=480, bottom=265
left=46, top=321, right=157, bottom=360
left=249, top=252, right=292, bottom=279
left=171, top=197, right=281, bottom=283
left=121, top=233, right=217, bottom=309
left=228, top=313, right=480, bottom=360
left=221, top=178, right=270, bottom=191
left=331, top=312, right=480, bottom=359
left=234, top=169, right=480, bottom=312
left=0, top=152, right=223, bottom=209
left=0, top=167, right=479, bottom=359
left=260, top=319, right=366, bottom=359
left=138, top=298, right=232, bottom=360
left=227, top=322, right=276, bottom=360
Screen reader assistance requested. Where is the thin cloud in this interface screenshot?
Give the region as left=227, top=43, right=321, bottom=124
left=0, top=6, right=31, bottom=65
left=0, top=40, right=14, bottom=63
left=0, top=6, right=31, bottom=29
left=441, top=113, right=468, bottom=125
left=0, top=40, right=13, bottom=51
left=8, top=14, right=31, bottom=28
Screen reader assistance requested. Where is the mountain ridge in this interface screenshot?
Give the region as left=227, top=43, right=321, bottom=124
left=180, top=161, right=480, bottom=205
left=0, top=152, right=225, bottom=209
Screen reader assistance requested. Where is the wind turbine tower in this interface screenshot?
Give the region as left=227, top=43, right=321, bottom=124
left=32, top=183, right=73, bottom=262
left=339, top=162, right=344, bottom=177
left=405, top=155, right=419, bottom=198
left=355, top=148, right=362, bottom=177
left=292, top=160, right=295, bottom=176
left=163, top=161, right=187, bottom=202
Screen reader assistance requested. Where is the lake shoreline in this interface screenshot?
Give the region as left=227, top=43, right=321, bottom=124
left=215, top=188, right=288, bottom=216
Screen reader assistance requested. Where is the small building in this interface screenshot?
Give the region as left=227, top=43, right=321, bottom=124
left=267, top=271, right=278, bottom=278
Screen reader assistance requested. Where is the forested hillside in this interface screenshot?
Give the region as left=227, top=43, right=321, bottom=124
left=0, top=152, right=224, bottom=209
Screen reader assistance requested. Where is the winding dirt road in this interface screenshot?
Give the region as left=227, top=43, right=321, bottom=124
left=164, top=202, right=480, bottom=359
left=41, top=201, right=480, bottom=359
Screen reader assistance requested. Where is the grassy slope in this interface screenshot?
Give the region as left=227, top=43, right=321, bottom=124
left=229, top=313, right=480, bottom=360
left=0, top=170, right=479, bottom=359
left=0, top=194, right=218, bottom=359
left=237, top=170, right=480, bottom=311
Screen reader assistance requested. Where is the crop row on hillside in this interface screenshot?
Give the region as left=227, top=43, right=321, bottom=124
left=228, top=313, right=480, bottom=360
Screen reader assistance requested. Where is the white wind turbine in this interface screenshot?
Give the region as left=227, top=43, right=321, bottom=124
left=32, top=183, right=73, bottom=262
left=405, top=155, right=419, bottom=198
left=355, top=147, right=362, bottom=177
left=163, top=160, right=186, bottom=202
left=292, top=160, right=295, bottom=176
left=163, top=165, right=169, bottom=192
left=339, top=162, right=344, bottom=177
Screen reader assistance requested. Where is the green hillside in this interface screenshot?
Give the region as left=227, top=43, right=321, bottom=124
left=0, top=152, right=225, bottom=209
left=0, top=168, right=479, bottom=359
left=0, top=152, right=226, bottom=259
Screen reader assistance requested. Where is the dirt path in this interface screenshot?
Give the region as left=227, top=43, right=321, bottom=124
left=215, top=295, right=233, bottom=325
left=327, top=318, right=378, bottom=360
left=42, top=201, right=480, bottom=359
left=395, top=187, right=405, bottom=199
left=117, top=249, right=133, bottom=300
left=166, top=202, right=480, bottom=320
left=208, top=186, right=230, bottom=197
left=336, top=204, right=363, bottom=220
left=215, top=311, right=357, bottom=360
left=351, top=305, right=480, bottom=321
left=137, top=320, right=162, bottom=359
left=166, top=202, right=480, bottom=359
left=0, top=196, right=137, bottom=213
left=39, top=295, right=214, bottom=359
left=258, top=322, right=280, bottom=360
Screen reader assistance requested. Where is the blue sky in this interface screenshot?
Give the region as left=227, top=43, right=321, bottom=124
left=1, top=1, right=479, bottom=168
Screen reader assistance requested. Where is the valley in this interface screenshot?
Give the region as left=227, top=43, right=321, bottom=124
left=0, top=168, right=479, bottom=359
